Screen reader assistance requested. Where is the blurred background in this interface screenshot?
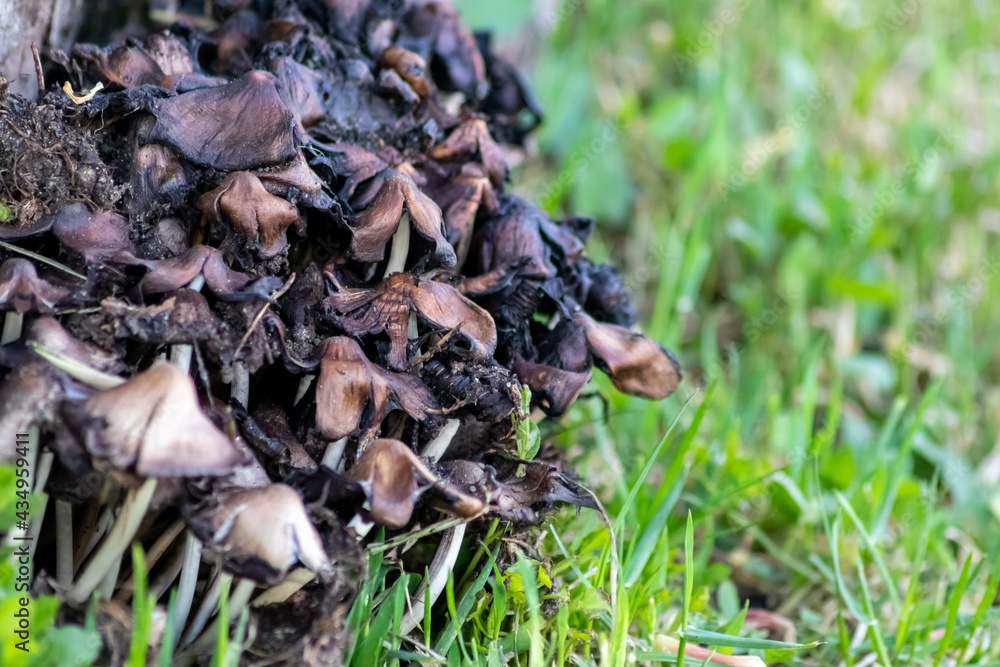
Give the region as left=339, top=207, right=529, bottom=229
left=451, top=0, right=1000, bottom=661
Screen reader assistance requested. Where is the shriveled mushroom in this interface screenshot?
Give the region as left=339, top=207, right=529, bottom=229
left=350, top=169, right=456, bottom=270
left=431, top=119, right=507, bottom=188
left=314, top=336, right=438, bottom=441
left=324, top=271, right=497, bottom=371
left=146, top=71, right=297, bottom=170
left=186, top=483, right=332, bottom=583
left=197, top=172, right=299, bottom=258
left=138, top=245, right=252, bottom=297
left=573, top=312, right=682, bottom=400
left=346, top=438, right=483, bottom=528
left=0, top=258, right=71, bottom=315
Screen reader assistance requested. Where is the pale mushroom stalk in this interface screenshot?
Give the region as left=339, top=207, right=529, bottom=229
left=0, top=311, right=23, bottom=345
left=400, top=421, right=463, bottom=635
left=231, top=361, right=250, bottom=407
left=115, top=518, right=185, bottom=602
left=183, top=570, right=230, bottom=645
left=171, top=532, right=203, bottom=652
left=169, top=275, right=205, bottom=373
left=67, top=477, right=158, bottom=606
left=321, top=436, right=348, bottom=473
left=383, top=212, right=411, bottom=277
left=55, top=499, right=74, bottom=588
left=251, top=567, right=314, bottom=607
left=293, top=375, right=314, bottom=405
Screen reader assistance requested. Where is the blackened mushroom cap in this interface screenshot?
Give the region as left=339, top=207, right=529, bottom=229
left=350, top=169, right=456, bottom=268
left=71, top=43, right=171, bottom=89
left=0, top=258, right=70, bottom=314
left=573, top=312, right=682, bottom=400
left=314, top=336, right=438, bottom=441
left=73, top=362, right=246, bottom=476
left=425, top=163, right=498, bottom=269
left=476, top=196, right=556, bottom=279
left=197, top=172, right=299, bottom=258
left=187, top=483, right=331, bottom=583
left=324, top=272, right=497, bottom=371
left=270, top=56, right=329, bottom=130
left=146, top=71, right=297, bottom=170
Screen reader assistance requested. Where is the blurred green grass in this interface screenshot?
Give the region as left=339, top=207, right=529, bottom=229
left=444, top=0, right=1000, bottom=664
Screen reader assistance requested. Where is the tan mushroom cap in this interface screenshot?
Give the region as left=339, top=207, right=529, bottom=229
left=573, top=312, right=682, bottom=400
left=80, top=363, right=245, bottom=476
left=193, top=483, right=331, bottom=582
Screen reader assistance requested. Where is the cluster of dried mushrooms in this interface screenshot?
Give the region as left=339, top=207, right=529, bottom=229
left=0, top=0, right=681, bottom=663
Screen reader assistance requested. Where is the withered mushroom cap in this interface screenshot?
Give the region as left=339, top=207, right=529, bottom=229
left=511, top=352, right=592, bottom=419
left=27, top=317, right=124, bottom=374
left=325, top=272, right=497, bottom=371
left=188, top=483, right=331, bottom=583
left=147, top=71, right=297, bottom=170
left=426, top=163, right=498, bottom=269
left=0, top=364, right=63, bottom=464
left=431, top=119, right=506, bottom=188
left=347, top=438, right=484, bottom=528
left=573, top=312, right=682, bottom=400
left=350, top=170, right=456, bottom=268
left=0, top=258, right=70, bottom=314
left=74, top=362, right=245, bottom=476
left=197, top=172, right=299, bottom=257
left=138, top=245, right=252, bottom=296
left=49, top=203, right=137, bottom=264
left=315, top=336, right=438, bottom=441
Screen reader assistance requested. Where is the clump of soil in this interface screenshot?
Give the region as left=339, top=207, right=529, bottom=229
left=0, top=78, right=120, bottom=228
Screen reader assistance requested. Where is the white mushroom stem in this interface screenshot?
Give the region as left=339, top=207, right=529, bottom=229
left=400, top=418, right=464, bottom=635
left=171, top=532, right=203, bottom=652
left=1, top=311, right=24, bottom=345
left=421, top=419, right=460, bottom=462
left=293, top=375, right=314, bottom=405
left=194, top=578, right=257, bottom=650
left=55, top=500, right=74, bottom=588
left=67, top=478, right=158, bottom=606
left=321, top=436, right=349, bottom=473
left=251, top=568, right=314, bottom=607
left=383, top=212, right=411, bottom=277
left=171, top=275, right=205, bottom=373
left=231, top=362, right=250, bottom=407
left=183, top=570, right=230, bottom=645
left=400, top=522, right=466, bottom=636
left=98, top=553, right=123, bottom=599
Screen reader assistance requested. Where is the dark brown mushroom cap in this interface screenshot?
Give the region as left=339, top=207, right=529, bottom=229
left=425, top=163, right=498, bottom=269
left=324, top=272, right=497, bottom=371
left=511, top=352, right=592, bottom=418
left=350, top=169, right=456, bottom=268
left=398, top=1, right=486, bottom=100
left=0, top=258, right=70, bottom=314
left=314, top=336, right=438, bottom=441
left=187, top=483, right=331, bottom=583
left=131, top=144, right=187, bottom=213
left=197, top=172, right=299, bottom=257
left=72, top=43, right=171, bottom=89
left=48, top=203, right=137, bottom=264
left=431, top=119, right=506, bottom=188
left=316, top=142, right=388, bottom=200
left=138, top=245, right=252, bottom=295
left=255, top=150, right=328, bottom=208
left=74, top=362, right=246, bottom=476
left=142, top=32, right=195, bottom=77
left=573, top=312, right=682, bottom=400
left=270, top=56, right=328, bottom=130
left=346, top=438, right=484, bottom=528
left=147, top=71, right=297, bottom=170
